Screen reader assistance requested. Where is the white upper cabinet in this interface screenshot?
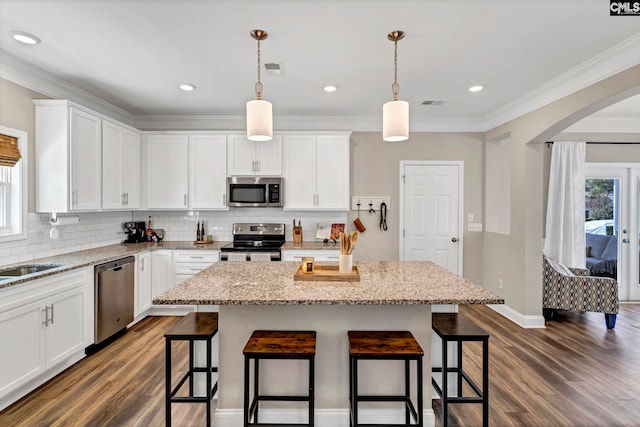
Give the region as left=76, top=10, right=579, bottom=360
left=146, top=135, right=189, bottom=209
left=227, top=135, right=282, bottom=176
left=35, top=101, right=102, bottom=213
left=102, top=120, right=140, bottom=210
left=189, top=135, right=228, bottom=210
left=283, top=134, right=350, bottom=210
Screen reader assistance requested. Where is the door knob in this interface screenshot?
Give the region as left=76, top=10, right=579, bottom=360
left=451, top=237, right=458, bottom=242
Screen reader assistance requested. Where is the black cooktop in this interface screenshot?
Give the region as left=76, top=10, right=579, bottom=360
left=221, top=241, right=284, bottom=252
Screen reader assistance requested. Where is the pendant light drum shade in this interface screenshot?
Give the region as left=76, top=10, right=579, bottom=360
left=246, top=99, right=273, bottom=141
left=383, top=100, right=409, bottom=142
left=382, top=30, right=409, bottom=142
left=246, top=29, right=273, bottom=141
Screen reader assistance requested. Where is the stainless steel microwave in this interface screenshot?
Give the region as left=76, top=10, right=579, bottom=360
left=227, top=177, right=283, bottom=207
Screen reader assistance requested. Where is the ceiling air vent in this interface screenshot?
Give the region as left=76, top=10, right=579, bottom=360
left=421, top=100, right=447, bottom=106
left=264, top=63, right=282, bottom=75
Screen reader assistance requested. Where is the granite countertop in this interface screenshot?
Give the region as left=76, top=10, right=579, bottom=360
left=0, top=241, right=229, bottom=289
left=153, top=261, right=504, bottom=306
left=281, top=241, right=341, bottom=250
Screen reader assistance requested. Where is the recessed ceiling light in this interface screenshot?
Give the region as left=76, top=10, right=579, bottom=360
left=179, top=84, right=196, bottom=91
left=324, top=85, right=338, bottom=93
left=10, top=30, right=41, bottom=45
left=469, top=85, right=484, bottom=93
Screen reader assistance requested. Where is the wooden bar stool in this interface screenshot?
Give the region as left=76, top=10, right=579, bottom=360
left=243, top=330, right=316, bottom=427
left=164, top=312, right=219, bottom=427
left=431, top=313, right=489, bottom=427
left=348, top=331, right=424, bottom=427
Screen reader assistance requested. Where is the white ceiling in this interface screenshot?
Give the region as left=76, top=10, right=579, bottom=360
left=0, top=0, right=639, bottom=130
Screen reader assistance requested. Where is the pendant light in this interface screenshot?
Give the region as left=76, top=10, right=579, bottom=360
left=383, top=30, right=409, bottom=142
left=246, top=29, right=273, bottom=141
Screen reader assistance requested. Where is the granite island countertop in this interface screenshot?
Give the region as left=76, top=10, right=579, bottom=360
left=153, top=261, right=504, bottom=306
left=0, top=241, right=229, bottom=289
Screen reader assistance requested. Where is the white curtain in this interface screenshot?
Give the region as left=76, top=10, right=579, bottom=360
left=543, top=141, right=586, bottom=268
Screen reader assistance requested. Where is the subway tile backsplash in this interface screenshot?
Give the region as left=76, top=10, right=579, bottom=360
left=0, top=209, right=347, bottom=266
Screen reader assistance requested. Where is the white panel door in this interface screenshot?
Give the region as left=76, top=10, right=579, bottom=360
left=121, top=128, right=141, bottom=209
left=46, top=287, right=85, bottom=367
left=189, top=135, right=227, bottom=209
left=0, top=300, right=46, bottom=396
left=101, top=120, right=124, bottom=209
left=255, top=136, right=282, bottom=175
left=146, top=135, right=188, bottom=209
left=227, top=135, right=257, bottom=175
left=316, top=135, right=349, bottom=210
left=283, top=135, right=316, bottom=209
left=70, top=108, right=101, bottom=211
left=135, top=251, right=152, bottom=316
left=401, top=162, right=462, bottom=275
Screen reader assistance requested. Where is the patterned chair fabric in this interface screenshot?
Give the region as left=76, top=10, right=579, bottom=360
left=542, top=255, right=619, bottom=329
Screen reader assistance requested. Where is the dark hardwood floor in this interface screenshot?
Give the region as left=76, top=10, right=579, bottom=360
left=1, top=304, right=638, bottom=426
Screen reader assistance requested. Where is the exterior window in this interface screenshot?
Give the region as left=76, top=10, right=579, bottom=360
left=0, top=127, right=27, bottom=242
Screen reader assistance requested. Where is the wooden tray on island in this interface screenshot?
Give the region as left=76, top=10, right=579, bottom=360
left=294, top=265, right=360, bottom=282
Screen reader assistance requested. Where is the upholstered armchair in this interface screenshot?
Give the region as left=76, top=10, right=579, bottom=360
left=542, top=255, right=619, bottom=329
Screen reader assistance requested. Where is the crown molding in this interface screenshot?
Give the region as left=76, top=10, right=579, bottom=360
left=132, top=114, right=485, bottom=132
left=483, top=33, right=640, bottom=131
left=0, top=50, right=134, bottom=125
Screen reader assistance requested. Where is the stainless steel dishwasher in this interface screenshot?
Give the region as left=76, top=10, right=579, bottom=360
left=94, top=256, right=135, bottom=344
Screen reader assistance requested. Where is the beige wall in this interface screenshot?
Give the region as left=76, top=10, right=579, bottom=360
left=0, top=77, right=49, bottom=212
left=349, top=132, right=485, bottom=284
left=484, top=64, right=640, bottom=316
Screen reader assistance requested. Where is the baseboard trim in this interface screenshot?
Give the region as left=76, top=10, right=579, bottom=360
left=214, top=407, right=436, bottom=427
left=488, top=304, right=546, bottom=329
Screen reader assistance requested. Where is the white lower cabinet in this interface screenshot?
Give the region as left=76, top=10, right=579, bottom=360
left=0, top=268, right=90, bottom=410
left=135, top=251, right=152, bottom=318
left=174, top=250, right=219, bottom=285
left=151, top=250, right=174, bottom=298
left=281, top=249, right=341, bottom=262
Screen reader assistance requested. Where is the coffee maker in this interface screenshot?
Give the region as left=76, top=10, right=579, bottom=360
left=124, top=221, right=146, bottom=243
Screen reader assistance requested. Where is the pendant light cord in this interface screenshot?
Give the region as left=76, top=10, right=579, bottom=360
left=255, top=37, right=263, bottom=99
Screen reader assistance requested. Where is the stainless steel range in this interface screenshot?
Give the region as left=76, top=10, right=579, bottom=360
left=220, top=223, right=285, bottom=261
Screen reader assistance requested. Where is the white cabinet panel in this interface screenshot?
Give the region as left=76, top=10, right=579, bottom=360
left=173, top=250, right=219, bottom=286
left=135, top=251, right=152, bottom=317
left=102, top=120, right=141, bottom=209
left=0, top=300, right=46, bottom=396
left=70, top=108, right=102, bottom=211
left=227, top=135, right=282, bottom=176
left=151, top=250, right=174, bottom=298
left=189, top=135, right=228, bottom=209
left=283, top=134, right=349, bottom=210
left=146, top=135, right=189, bottom=209
left=45, top=287, right=85, bottom=367
left=35, top=101, right=103, bottom=213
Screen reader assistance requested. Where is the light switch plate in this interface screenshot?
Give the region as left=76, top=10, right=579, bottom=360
left=351, top=196, right=391, bottom=211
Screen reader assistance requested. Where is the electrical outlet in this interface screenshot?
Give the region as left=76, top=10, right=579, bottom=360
left=468, top=223, right=483, bottom=232
left=498, top=278, right=504, bottom=289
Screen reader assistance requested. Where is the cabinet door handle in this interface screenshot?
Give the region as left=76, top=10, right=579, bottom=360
left=50, top=304, right=54, bottom=325
left=223, top=194, right=227, bottom=206
left=42, top=308, right=49, bottom=326
left=140, top=258, right=145, bottom=271
left=184, top=194, right=188, bottom=206
left=256, top=160, right=260, bottom=173
left=125, top=192, right=129, bottom=205
left=189, top=256, right=204, bottom=259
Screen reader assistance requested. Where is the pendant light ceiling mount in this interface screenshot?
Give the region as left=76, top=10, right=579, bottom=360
left=246, top=29, right=273, bottom=141
left=383, top=30, right=409, bottom=142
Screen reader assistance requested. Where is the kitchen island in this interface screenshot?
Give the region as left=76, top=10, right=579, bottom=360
left=154, top=261, right=503, bottom=427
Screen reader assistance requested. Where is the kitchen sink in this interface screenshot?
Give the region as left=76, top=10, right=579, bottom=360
left=0, top=263, right=63, bottom=277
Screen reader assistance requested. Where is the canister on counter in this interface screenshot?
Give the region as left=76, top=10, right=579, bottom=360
left=302, top=257, right=314, bottom=273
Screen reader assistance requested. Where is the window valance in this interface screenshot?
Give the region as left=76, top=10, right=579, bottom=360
left=0, top=133, right=21, bottom=167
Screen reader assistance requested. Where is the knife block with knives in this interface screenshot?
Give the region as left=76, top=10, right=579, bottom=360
left=293, top=219, right=303, bottom=244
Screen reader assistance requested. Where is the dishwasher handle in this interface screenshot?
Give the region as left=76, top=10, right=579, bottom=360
left=95, top=256, right=135, bottom=273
